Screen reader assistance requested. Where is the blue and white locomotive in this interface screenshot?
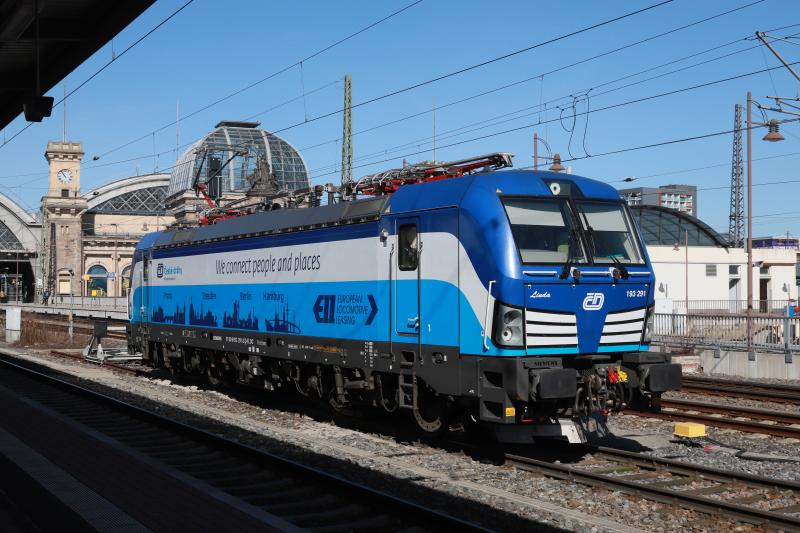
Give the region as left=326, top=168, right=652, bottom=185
left=128, top=153, right=681, bottom=443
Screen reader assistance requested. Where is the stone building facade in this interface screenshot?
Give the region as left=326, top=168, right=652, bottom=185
left=2, top=121, right=309, bottom=302
left=0, top=140, right=174, bottom=301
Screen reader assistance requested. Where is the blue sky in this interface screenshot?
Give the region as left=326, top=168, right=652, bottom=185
left=0, top=0, right=798, bottom=237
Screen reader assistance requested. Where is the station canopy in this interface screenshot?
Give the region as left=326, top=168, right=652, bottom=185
left=0, top=0, right=155, bottom=129
left=167, top=121, right=309, bottom=199
left=629, top=205, right=729, bottom=247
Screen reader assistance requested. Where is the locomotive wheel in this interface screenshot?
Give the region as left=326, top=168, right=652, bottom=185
left=205, top=367, right=221, bottom=389
left=327, top=387, right=346, bottom=413
left=412, top=387, right=448, bottom=436
left=326, top=387, right=359, bottom=421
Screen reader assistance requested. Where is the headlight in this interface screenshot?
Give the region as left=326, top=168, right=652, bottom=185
left=642, top=305, right=654, bottom=344
left=494, top=303, right=524, bottom=348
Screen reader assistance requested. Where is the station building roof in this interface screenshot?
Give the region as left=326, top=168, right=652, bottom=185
left=0, top=0, right=155, bottom=129
left=85, top=173, right=169, bottom=216
left=629, top=205, right=729, bottom=248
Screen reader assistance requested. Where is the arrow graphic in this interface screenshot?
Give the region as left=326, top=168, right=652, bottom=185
left=366, top=294, right=378, bottom=325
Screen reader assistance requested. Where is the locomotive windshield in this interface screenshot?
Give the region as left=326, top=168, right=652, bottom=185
left=574, top=200, right=644, bottom=265
left=502, top=198, right=587, bottom=264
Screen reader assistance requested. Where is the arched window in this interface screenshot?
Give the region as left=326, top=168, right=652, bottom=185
left=87, top=265, right=108, bottom=296
left=121, top=264, right=132, bottom=294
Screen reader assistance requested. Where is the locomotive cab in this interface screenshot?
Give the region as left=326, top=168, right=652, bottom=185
left=452, top=171, right=681, bottom=442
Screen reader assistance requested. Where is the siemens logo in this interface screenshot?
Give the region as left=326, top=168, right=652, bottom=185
left=156, top=263, right=183, bottom=278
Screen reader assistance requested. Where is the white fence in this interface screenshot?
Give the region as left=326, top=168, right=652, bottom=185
left=653, top=313, right=800, bottom=356
left=45, top=296, right=127, bottom=309
left=670, top=299, right=794, bottom=315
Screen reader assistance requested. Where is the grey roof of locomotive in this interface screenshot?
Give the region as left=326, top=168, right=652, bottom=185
left=154, top=196, right=389, bottom=249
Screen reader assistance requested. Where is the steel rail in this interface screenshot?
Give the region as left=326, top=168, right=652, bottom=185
left=683, top=375, right=800, bottom=394
left=681, top=376, right=800, bottom=405
left=0, top=352, right=485, bottom=532
left=48, top=350, right=140, bottom=374
left=506, top=446, right=800, bottom=531
left=660, top=397, right=800, bottom=425
left=627, top=407, right=800, bottom=439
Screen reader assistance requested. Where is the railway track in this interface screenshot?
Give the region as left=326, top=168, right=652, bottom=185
left=507, top=446, right=800, bottom=531
left=16, top=344, right=800, bottom=529
left=628, top=398, right=800, bottom=439
left=49, top=349, right=141, bottom=373
left=682, top=375, right=800, bottom=405
left=0, top=353, right=483, bottom=532
left=7, top=315, right=129, bottom=341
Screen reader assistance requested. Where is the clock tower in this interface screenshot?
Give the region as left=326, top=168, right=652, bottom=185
left=43, top=141, right=87, bottom=295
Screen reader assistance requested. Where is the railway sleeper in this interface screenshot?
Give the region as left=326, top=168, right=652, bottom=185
left=124, top=436, right=194, bottom=450
left=201, top=470, right=289, bottom=488
left=683, top=484, right=735, bottom=496
left=154, top=449, right=229, bottom=464
left=264, top=494, right=345, bottom=514
left=284, top=504, right=373, bottom=527
left=166, top=455, right=247, bottom=471
left=219, top=475, right=297, bottom=494
left=308, top=514, right=402, bottom=533
left=145, top=444, right=216, bottom=459
left=245, top=485, right=323, bottom=506
left=81, top=419, right=150, bottom=431
left=183, top=462, right=260, bottom=479
left=219, top=476, right=295, bottom=495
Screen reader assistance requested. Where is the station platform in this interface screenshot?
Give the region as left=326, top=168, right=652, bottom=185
left=0, top=372, right=281, bottom=532
left=0, top=302, right=127, bottom=321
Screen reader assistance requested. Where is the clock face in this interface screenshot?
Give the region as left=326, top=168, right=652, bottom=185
left=57, top=169, right=72, bottom=183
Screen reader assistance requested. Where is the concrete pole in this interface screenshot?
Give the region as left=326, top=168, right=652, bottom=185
left=534, top=132, right=539, bottom=170
left=746, top=91, right=754, bottom=360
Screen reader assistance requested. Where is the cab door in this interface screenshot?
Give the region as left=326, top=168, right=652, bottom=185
left=395, top=218, right=420, bottom=336
left=141, top=252, right=151, bottom=324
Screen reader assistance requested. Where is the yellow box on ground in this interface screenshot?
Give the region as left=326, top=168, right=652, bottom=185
left=674, top=422, right=706, bottom=438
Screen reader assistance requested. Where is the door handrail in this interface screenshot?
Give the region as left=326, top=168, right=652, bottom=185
left=483, top=280, right=496, bottom=351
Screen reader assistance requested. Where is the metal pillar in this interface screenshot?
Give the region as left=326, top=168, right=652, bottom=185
left=746, top=91, right=754, bottom=361
left=340, top=74, right=352, bottom=188
left=729, top=104, right=744, bottom=248
left=684, top=230, right=688, bottom=307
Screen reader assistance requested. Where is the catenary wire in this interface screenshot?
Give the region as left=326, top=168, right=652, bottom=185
left=91, top=1, right=425, bottom=160
left=303, top=25, right=793, bottom=173
left=306, top=29, right=789, bottom=174
left=307, top=61, right=796, bottom=181
left=271, top=1, right=682, bottom=135
left=2, top=6, right=782, bottom=184
left=88, top=0, right=674, bottom=161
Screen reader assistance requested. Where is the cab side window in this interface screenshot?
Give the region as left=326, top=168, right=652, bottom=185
left=398, top=225, right=418, bottom=271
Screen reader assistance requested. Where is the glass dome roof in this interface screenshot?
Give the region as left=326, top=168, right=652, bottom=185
left=167, top=121, right=309, bottom=198
left=629, top=205, right=729, bottom=247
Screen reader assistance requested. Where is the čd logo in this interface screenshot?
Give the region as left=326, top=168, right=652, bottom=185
left=582, top=292, right=604, bottom=311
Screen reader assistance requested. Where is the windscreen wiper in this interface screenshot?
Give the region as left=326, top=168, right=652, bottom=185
left=559, top=229, right=580, bottom=281
left=578, top=210, right=598, bottom=260
left=609, top=254, right=630, bottom=280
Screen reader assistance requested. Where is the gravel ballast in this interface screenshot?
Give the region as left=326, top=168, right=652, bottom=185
left=1, top=345, right=796, bottom=532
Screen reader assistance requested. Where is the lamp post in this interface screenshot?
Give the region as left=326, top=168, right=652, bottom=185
left=111, top=223, right=119, bottom=297
left=68, top=268, right=74, bottom=341
left=533, top=132, right=565, bottom=172
left=744, top=92, right=800, bottom=359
